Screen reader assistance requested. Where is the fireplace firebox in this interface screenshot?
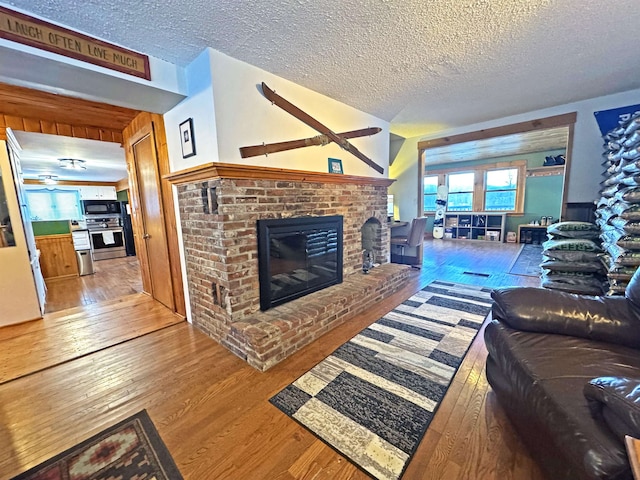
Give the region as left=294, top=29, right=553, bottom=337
left=257, top=215, right=343, bottom=310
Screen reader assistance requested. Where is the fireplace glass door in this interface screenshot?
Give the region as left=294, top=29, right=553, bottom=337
left=257, top=216, right=343, bottom=310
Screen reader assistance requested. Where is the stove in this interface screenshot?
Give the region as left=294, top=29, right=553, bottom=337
left=85, top=215, right=120, bottom=230
left=85, top=215, right=126, bottom=260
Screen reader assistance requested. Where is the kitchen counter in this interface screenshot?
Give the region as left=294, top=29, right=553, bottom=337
left=34, top=234, right=79, bottom=279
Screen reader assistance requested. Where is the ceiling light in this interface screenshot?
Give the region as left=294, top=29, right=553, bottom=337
left=59, top=158, right=87, bottom=170
left=39, top=175, right=58, bottom=185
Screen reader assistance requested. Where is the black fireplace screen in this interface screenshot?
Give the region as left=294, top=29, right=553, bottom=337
left=257, top=215, right=343, bottom=310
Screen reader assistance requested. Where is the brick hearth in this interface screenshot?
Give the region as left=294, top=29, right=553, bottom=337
left=226, top=263, right=409, bottom=370
left=168, top=163, right=411, bottom=370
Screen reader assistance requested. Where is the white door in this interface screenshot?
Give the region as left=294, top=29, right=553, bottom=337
left=5, top=130, right=46, bottom=314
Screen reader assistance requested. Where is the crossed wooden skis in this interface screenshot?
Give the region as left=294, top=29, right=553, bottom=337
left=239, top=82, right=384, bottom=174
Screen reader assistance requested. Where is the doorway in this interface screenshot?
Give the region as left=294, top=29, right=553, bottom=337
left=9, top=129, right=142, bottom=313
left=11, top=130, right=143, bottom=314
left=418, top=113, right=577, bottom=239
left=0, top=82, right=185, bottom=318
left=45, top=257, right=142, bottom=312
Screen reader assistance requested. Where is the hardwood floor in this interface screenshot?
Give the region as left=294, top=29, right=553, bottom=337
left=0, top=293, right=182, bottom=384
left=0, top=240, right=547, bottom=479
left=43, top=255, right=143, bottom=313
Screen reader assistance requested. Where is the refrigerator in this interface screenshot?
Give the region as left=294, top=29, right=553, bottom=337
left=120, top=200, right=136, bottom=256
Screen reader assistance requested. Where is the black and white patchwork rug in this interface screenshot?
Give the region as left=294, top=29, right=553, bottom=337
left=269, top=280, right=493, bottom=480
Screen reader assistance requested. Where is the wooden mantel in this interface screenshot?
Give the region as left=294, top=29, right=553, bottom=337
left=164, top=162, right=395, bottom=187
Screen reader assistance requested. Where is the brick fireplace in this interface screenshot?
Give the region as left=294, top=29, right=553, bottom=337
left=168, top=163, right=411, bottom=370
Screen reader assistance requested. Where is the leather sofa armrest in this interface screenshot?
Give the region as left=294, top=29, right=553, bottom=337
left=491, top=287, right=640, bottom=348
left=584, top=377, right=640, bottom=440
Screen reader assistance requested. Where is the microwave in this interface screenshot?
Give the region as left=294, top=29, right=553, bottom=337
left=82, top=200, right=121, bottom=216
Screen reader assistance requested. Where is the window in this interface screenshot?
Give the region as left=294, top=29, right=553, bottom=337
left=485, top=168, right=518, bottom=211
left=26, top=189, right=82, bottom=221
left=423, top=175, right=439, bottom=212
left=447, top=172, right=474, bottom=211
left=387, top=194, right=395, bottom=217
left=423, top=160, right=525, bottom=214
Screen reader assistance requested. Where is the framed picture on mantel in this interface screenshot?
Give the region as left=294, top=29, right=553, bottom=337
left=179, top=118, right=196, bottom=158
left=328, top=158, right=343, bottom=174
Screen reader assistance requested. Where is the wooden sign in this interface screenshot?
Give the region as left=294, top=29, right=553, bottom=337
left=0, top=6, right=150, bottom=80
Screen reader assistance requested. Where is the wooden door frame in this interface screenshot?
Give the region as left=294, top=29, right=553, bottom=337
left=0, top=84, right=185, bottom=317
left=417, top=112, right=577, bottom=220
left=123, top=112, right=184, bottom=314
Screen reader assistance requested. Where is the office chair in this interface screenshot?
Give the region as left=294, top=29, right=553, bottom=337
left=390, top=217, right=428, bottom=267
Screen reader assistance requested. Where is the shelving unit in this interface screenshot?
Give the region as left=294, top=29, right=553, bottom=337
left=443, top=212, right=506, bottom=242
left=517, top=224, right=548, bottom=243
left=526, top=165, right=565, bottom=178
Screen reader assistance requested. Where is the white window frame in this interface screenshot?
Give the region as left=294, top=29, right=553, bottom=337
left=26, top=188, right=82, bottom=221
left=423, top=160, right=526, bottom=213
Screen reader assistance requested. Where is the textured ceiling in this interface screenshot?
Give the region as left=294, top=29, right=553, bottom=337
left=5, top=0, right=640, bottom=138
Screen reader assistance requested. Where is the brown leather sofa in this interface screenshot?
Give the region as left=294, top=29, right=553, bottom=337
left=485, top=269, right=640, bottom=480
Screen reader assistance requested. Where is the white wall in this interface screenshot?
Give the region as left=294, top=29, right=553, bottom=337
left=390, top=88, right=640, bottom=222
left=166, top=48, right=390, bottom=177
left=0, top=38, right=186, bottom=113
left=210, top=50, right=389, bottom=177
left=0, top=142, right=41, bottom=326
left=389, top=137, right=422, bottom=221
left=164, top=49, right=219, bottom=171
left=162, top=49, right=391, bottom=323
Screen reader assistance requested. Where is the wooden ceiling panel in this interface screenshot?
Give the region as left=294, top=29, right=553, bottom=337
left=424, top=127, right=569, bottom=166
left=0, top=82, right=140, bottom=131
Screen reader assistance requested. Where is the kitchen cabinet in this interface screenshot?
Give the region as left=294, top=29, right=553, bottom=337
left=35, top=234, right=79, bottom=279
left=79, top=186, right=117, bottom=200
left=71, top=230, right=91, bottom=250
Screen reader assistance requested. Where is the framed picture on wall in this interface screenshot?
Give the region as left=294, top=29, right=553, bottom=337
left=328, top=158, right=343, bottom=174
left=179, top=118, right=196, bottom=158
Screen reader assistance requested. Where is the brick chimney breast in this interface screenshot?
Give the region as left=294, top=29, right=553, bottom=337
left=169, top=163, right=410, bottom=370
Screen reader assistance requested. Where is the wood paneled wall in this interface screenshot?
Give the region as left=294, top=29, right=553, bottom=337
left=35, top=234, right=79, bottom=279
left=116, top=178, right=129, bottom=192
left=0, top=114, right=123, bottom=143
left=0, top=82, right=140, bottom=142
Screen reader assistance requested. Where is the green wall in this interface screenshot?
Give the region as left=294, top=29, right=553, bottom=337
left=32, top=191, right=128, bottom=237
left=32, top=220, right=70, bottom=236
left=505, top=149, right=564, bottom=233
left=117, top=189, right=128, bottom=201
left=29, top=188, right=127, bottom=237
left=513, top=174, right=563, bottom=232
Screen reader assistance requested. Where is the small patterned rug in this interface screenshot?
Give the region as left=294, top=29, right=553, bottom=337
left=270, top=280, right=493, bottom=480
left=11, top=410, right=182, bottom=480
